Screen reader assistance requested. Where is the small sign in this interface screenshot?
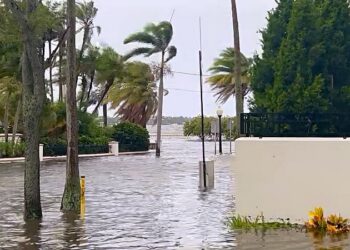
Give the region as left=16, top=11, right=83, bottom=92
left=211, top=119, right=219, bottom=134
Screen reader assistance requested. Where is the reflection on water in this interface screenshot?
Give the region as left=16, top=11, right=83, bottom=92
left=0, top=137, right=349, bottom=249
left=18, top=220, right=41, bottom=250
left=61, top=212, right=86, bottom=249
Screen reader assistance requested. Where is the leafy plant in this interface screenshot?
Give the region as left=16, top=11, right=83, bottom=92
left=306, top=207, right=349, bottom=234
left=111, top=122, right=150, bottom=152
left=0, top=142, right=25, bottom=158
left=306, top=207, right=327, bottom=232
left=327, top=214, right=349, bottom=234
left=228, top=214, right=297, bottom=230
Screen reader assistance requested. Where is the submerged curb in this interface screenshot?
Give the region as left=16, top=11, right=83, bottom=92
left=0, top=150, right=155, bottom=164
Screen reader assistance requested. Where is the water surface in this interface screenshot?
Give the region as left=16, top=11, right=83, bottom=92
left=0, top=137, right=349, bottom=249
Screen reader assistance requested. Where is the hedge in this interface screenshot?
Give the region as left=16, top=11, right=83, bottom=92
left=111, top=122, right=150, bottom=152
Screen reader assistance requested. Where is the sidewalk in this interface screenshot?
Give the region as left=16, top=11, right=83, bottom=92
left=0, top=150, right=154, bottom=164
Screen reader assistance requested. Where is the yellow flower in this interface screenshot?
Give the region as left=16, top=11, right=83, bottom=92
left=309, top=207, right=324, bottom=220
left=306, top=207, right=326, bottom=230
left=327, top=224, right=337, bottom=233
left=327, top=214, right=349, bottom=233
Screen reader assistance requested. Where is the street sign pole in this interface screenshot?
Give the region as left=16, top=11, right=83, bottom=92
left=228, top=119, right=232, bottom=154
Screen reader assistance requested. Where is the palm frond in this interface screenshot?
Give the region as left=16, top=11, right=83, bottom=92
left=158, top=21, right=173, bottom=48
left=107, top=61, right=157, bottom=127
left=124, top=32, right=159, bottom=47
left=165, top=46, right=177, bottom=63
left=207, top=47, right=252, bottom=104
left=123, top=47, right=154, bottom=61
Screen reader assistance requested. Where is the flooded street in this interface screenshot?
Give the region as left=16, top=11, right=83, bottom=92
left=1, top=136, right=350, bottom=249
left=0, top=138, right=236, bottom=249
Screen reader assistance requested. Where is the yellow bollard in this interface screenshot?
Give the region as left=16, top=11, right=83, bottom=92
left=80, top=176, right=85, bottom=198
left=80, top=176, right=86, bottom=219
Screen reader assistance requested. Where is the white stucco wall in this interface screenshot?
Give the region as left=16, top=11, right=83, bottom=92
left=232, top=137, right=350, bottom=223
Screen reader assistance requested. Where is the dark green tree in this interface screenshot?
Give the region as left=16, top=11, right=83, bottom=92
left=251, top=0, right=350, bottom=114
left=250, top=0, right=293, bottom=111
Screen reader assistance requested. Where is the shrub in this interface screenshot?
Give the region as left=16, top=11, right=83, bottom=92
left=0, top=142, right=25, bottom=158
left=111, top=122, right=150, bottom=152
left=41, top=136, right=109, bottom=156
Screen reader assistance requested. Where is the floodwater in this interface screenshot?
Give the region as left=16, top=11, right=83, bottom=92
left=0, top=137, right=349, bottom=249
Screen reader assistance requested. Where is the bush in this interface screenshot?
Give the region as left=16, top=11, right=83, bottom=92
left=111, top=122, right=150, bottom=152
left=40, top=136, right=109, bottom=156
left=0, top=142, right=25, bottom=158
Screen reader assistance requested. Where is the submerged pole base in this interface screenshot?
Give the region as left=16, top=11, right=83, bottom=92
left=199, top=160, right=215, bottom=190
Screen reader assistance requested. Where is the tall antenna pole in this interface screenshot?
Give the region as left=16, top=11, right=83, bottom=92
left=170, top=9, right=175, bottom=22
left=199, top=17, right=206, bottom=189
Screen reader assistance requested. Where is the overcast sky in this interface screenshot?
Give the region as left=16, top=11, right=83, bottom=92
left=91, top=0, right=277, bottom=117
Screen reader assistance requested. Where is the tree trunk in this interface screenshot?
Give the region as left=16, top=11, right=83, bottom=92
left=92, top=79, right=113, bottom=114
left=58, top=43, right=64, bottom=102
left=5, top=0, right=45, bottom=220
left=103, top=104, right=107, bottom=127
left=49, top=40, right=54, bottom=102
left=78, top=27, right=89, bottom=66
left=79, top=75, right=87, bottom=110
left=12, top=98, right=21, bottom=144
left=3, top=97, right=9, bottom=143
left=22, top=51, right=44, bottom=220
left=61, top=0, right=80, bottom=212
left=156, top=52, right=165, bottom=157
left=84, top=71, right=95, bottom=112
left=231, top=0, right=243, bottom=137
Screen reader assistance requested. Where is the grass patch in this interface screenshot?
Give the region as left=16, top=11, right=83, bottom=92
left=228, top=214, right=300, bottom=230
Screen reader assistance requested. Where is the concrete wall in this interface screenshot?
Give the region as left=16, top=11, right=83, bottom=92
left=232, top=138, right=350, bottom=223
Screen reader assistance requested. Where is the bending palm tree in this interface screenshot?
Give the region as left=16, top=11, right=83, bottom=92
left=231, top=0, right=243, bottom=137
left=207, top=48, right=252, bottom=104
left=124, top=21, right=177, bottom=157
left=93, top=47, right=124, bottom=126
left=108, top=62, right=158, bottom=128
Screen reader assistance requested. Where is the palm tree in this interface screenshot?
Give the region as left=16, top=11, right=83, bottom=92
left=124, top=21, right=177, bottom=157
left=0, top=76, right=21, bottom=143
left=231, top=0, right=243, bottom=137
left=93, top=47, right=124, bottom=126
left=78, top=46, right=100, bottom=111
left=108, top=62, right=158, bottom=128
left=0, top=43, right=22, bottom=143
left=61, top=0, right=80, bottom=212
left=207, top=48, right=252, bottom=104
left=76, top=1, right=101, bottom=61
